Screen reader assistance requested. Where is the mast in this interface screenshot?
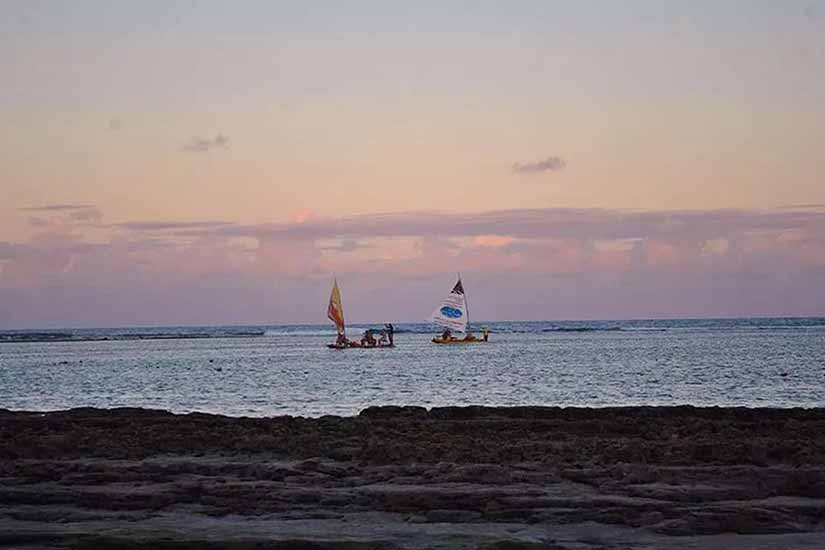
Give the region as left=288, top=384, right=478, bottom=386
left=459, top=272, right=469, bottom=332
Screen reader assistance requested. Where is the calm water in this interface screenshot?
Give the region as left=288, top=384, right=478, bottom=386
left=1, top=319, right=824, bottom=416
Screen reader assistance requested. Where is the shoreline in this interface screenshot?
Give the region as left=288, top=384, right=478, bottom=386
left=4, top=402, right=825, bottom=416
left=2, top=405, right=825, bottom=548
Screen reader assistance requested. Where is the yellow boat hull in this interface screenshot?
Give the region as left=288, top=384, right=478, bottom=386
left=432, top=337, right=487, bottom=344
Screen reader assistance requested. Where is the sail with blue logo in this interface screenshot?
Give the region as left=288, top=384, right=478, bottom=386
left=429, top=278, right=468, bottom=333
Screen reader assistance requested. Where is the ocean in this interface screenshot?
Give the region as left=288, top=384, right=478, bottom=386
left=1, top=318, right=823, bottom=416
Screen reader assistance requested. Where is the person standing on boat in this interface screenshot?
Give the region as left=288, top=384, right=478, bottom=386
left=385, top=323, right=394, bottom=346
left=482, top=326, right=489, bottom=342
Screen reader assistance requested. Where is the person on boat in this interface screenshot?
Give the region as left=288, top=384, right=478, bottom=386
left=362, top=329, right=377, bottom=347
left=335, top=333, right=348, bottom=347
left=441, top=328, right=452, bottom=342
left=384, top=323, right=394, bottom=346
left=482, top=326, right=489, bottom=342
left=377, top=329, right=389, bottom=346
left=463, top=332, right=477, bottom=342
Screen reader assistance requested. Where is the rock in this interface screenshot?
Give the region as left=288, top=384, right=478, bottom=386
left=425, top=509, right=483, bottom=523
left=2, top=406, right=825, bottom=548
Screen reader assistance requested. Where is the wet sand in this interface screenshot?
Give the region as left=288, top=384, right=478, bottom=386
left=2, top=406, right=825, bottom=549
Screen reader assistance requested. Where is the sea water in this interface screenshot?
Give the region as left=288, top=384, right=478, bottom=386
left=1, top=318, right=823, bottom=416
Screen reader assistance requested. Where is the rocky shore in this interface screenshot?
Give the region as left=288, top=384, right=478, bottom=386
left=2, top=406, right=825, bottom=549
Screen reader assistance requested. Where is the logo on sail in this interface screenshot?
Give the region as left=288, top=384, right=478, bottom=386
left=440, top=306, right=463, bottom=319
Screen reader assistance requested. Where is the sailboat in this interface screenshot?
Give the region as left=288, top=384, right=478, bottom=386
left=326, top=279, right=395, bottom=349
left=430, top=276, right=489, bottom=344
left=326, top=279, right=348, bottom=349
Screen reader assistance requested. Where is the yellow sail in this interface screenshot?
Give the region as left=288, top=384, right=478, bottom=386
left=327, top=279, right=345, bottom=336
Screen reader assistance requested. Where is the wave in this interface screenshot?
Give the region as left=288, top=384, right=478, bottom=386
left=0, top=332, right=77, bottom=343
left=541, top=327, right=622, bottom=333
left=264, top=329, right=336, bottom=337
left=0, top=328, right=265, bottom=344
left=757, top=324, right=825, bottom=330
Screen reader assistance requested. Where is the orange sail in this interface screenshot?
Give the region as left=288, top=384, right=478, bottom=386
left=327, top=279, right=346, bottom=336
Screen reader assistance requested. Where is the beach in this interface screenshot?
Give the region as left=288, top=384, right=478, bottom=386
left=2, top=405, right=825, bottom=549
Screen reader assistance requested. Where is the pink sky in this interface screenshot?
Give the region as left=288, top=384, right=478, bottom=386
left=1, top=2, right=824, bottom=327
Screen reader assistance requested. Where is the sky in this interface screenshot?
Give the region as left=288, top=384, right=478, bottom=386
left=1, top=1, right=824, bottom=328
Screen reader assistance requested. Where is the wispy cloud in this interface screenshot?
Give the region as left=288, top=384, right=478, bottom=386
left=197, top=208, right=825, bottom=245
left=20, top=204, right=102, bottom=226
left=117, top=221, right=235, bottom=231
left=21, top=204, right=96, bottom=212
left=512, top=156, right=567, bottom=174
left=69, top=208, right=103, bottom=222
left=180, top=134, right=230, bottom=153
left=779, top=203, right=825, bottom=210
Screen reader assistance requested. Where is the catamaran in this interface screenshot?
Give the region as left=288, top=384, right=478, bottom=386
left=326, top=279, right=395, bottom=349
left=430, top=276, right=489, bottom=344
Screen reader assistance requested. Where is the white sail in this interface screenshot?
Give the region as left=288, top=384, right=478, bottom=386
left=429, top=278, right=468, bottom=333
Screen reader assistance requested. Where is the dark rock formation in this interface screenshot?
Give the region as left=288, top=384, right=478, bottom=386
left=2, top=406, right=825, bottom=548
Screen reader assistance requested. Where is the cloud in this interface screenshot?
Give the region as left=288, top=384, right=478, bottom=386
left=512, top=156, right=567, bottom=174
left=0, top=242, right=20, bottom=260
left=117, top=221, right=235, bottom=231
left=97, top=208, right=825, bottom=279
left=473, top=235, right=515, bottom=248
left=3, top=206, right=825, bottom=327
left=292, top=209, right=316, bottom=224
left=20, top=204, right=102, bottom=226
left=317, top=238, right=366, bottom=252
left=196, top=208, right=825, bottom=246
left=21, top=204, right=96, bottom=212
left=779, top=203, right=825, bottom=210
left=180, top=134, right=230, bottom=153
left=27, top=217, right=53, bottom=228
left=69, top=208, right=103, bottom=222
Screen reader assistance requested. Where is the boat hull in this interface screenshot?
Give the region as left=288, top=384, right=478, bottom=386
left=431, top=337, right=487, bottom=345
left=327, top=343, right=395, bottom=350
